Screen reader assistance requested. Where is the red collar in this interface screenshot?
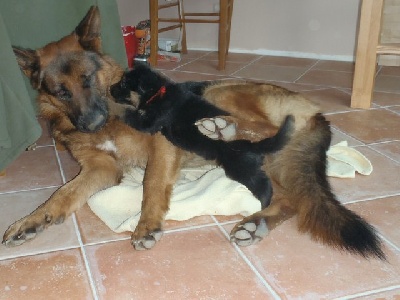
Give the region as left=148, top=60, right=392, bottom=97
left=146, top=86, right=166, bottom=104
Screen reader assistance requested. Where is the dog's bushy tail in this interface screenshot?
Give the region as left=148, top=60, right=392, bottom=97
left=280, top=114, right=385, bottom=260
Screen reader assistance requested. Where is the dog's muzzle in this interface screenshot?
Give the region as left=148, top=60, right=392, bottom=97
left=75, top=98, right=109, bottom=133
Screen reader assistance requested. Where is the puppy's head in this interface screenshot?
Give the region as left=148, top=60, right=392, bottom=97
left=110, top=63, right=167, bottom=107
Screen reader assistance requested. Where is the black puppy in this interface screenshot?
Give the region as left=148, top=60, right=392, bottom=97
left=110, top=64, right=294, bottom=209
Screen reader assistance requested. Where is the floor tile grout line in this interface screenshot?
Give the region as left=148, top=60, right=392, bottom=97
left=344, top=192, right=400, bottom=204
left=268, top=80, right=332, bottom=91
left=0, top=185, right=61, bottom=196
left=295, top=86, right=330, bottom=92
left=335, top=87, right=352, bottom=95
left=211, top=216, right=282, bottom=300
left=229, top=56, right=263, bottom=76
left=366, top=139, right=400, bottom=146
left=171, top=51, right=213, bottom=71
left=375, top=65, right=383, bottom=76
left=330, top=127, right=400, bottom=152
left=160, top=66, right=362, bottom=94
left=81, top=220, right=243, bottom=248
left=384, top=106, right=400, bottom=116
left=72, top=214, right=100, bottom=300
left=323, top=108, right=367, bottom=115
left=230, top=244, right=282, bottom=300
left=71, top=220, right=241, bottom=245
left=163, top=69, right=229, bottom=79
left=163, top=219, right=242, bottom=235
left=229, top=75, right=295, bottom=84
left=33, top=144, right=55, bottom=149
left=54, top=139, right=67, bottom=185
left=329, top=125, right=366, bottom=146
left=0, top=245, right=81, bottom=262
left=55, top=143, right=99, bottom=299
left=379, top=233, right=400, bottom=254
left=164, top=222, right=219, bottom=234
left=156, top=51, right=213, bottom=72
left=293, top=59, right=321, bottom=83
left=372, top=89, right=400, bottom=95
left=82, top=237, right=131, bottom=247
left=333, top=284, right=400, bottom=300
left=366, top=144, right=400, bottom=164
left=324, top=107, right=380, bottom=116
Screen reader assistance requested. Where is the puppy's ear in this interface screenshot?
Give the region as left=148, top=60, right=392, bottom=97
left=12, top=46, right=41, bottom=89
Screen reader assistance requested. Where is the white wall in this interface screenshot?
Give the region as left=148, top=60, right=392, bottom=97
left=116, top=0, right=361, bottom=61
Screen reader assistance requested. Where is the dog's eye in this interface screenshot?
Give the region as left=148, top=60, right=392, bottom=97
left=138, top=85, right=146, bottom=94
left=120, top=78, right=127, bottom=89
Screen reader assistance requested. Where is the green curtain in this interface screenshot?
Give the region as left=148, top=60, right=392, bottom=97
left=0, top=0, right=127, bottom=171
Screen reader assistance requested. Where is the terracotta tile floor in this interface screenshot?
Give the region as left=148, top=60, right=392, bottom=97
left=1, top=51, right=400, bottom=299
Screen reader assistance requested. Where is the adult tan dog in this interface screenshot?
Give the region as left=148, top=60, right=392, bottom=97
left=2, top=6, right=384, bottom=259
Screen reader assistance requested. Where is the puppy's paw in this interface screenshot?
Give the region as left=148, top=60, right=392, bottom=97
left=131, top=229, right=163, bottom=250
left=195, top=116, right=237, bottom=141
left=230, top=218, right=269, bottom=247
left=3, top=213, right=65, bottom=247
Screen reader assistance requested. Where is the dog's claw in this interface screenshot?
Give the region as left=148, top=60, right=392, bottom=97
left=195, top=116, right=237, bottom=141
left=2, top=213, right=65, bottom=247
left=131, top=229, right=163, bottom=250
left=230, top=219, right=269, bottom=247
left=3, top=227, right=38, bottom=247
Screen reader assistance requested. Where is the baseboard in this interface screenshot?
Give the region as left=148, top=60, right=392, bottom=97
left=188, top=47, right=355, bottom=62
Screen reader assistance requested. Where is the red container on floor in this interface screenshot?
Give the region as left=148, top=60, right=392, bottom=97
left=121, top=25, right=137, bottom=68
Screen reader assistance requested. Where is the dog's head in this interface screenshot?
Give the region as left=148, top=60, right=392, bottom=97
left=110, top=63, right=168, bottom=107
left=110, top=64, right=184, bottom=134
left=12, top=6, right=118, bottom=132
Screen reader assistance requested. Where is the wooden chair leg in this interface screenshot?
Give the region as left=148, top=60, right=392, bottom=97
left=351, top=0, right=384, bottom=109
left=218, top=0, right=228, bottom=70
left=226, top=0, right=234, bottom=54
left=149, top=0, right=158, bottom=66
left=179, top=0, right=188, bottom=54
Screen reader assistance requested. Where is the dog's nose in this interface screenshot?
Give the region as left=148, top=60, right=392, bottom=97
left=110, top=83, right=120, bottom=98
left=87, top=114, right=106, bottom=132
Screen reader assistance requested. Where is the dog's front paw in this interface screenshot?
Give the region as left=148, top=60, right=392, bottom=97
left=2, top=213, right=65, bottom=247
left=195, top=116, right=237, bottom=141
left=131, top=222, right=163, bottom=250
left=131, top=230, right=163, bottom=250
left=230, top=218, right=269, bottom=247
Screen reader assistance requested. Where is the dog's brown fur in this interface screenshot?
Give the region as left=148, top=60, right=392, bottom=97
left=3, top=6, right=385, bottom=259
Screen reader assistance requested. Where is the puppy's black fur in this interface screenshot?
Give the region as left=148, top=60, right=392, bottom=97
left=110, top=64, right=294, bottom=208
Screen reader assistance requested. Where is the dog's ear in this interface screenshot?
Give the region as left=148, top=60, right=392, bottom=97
left=74, top=6, right=102, bottom=53
left=12, top=46, right=41, bottom=89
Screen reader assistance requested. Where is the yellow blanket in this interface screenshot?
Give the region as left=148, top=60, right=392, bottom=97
left=88, top=141, right=372, bottom=233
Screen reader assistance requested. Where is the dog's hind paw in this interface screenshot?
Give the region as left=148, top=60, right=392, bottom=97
left=195, top=116, right=237, bottom=141
left=131, top=229, right=163, bottom=251
left=230, top=219, right=269, bottom=247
